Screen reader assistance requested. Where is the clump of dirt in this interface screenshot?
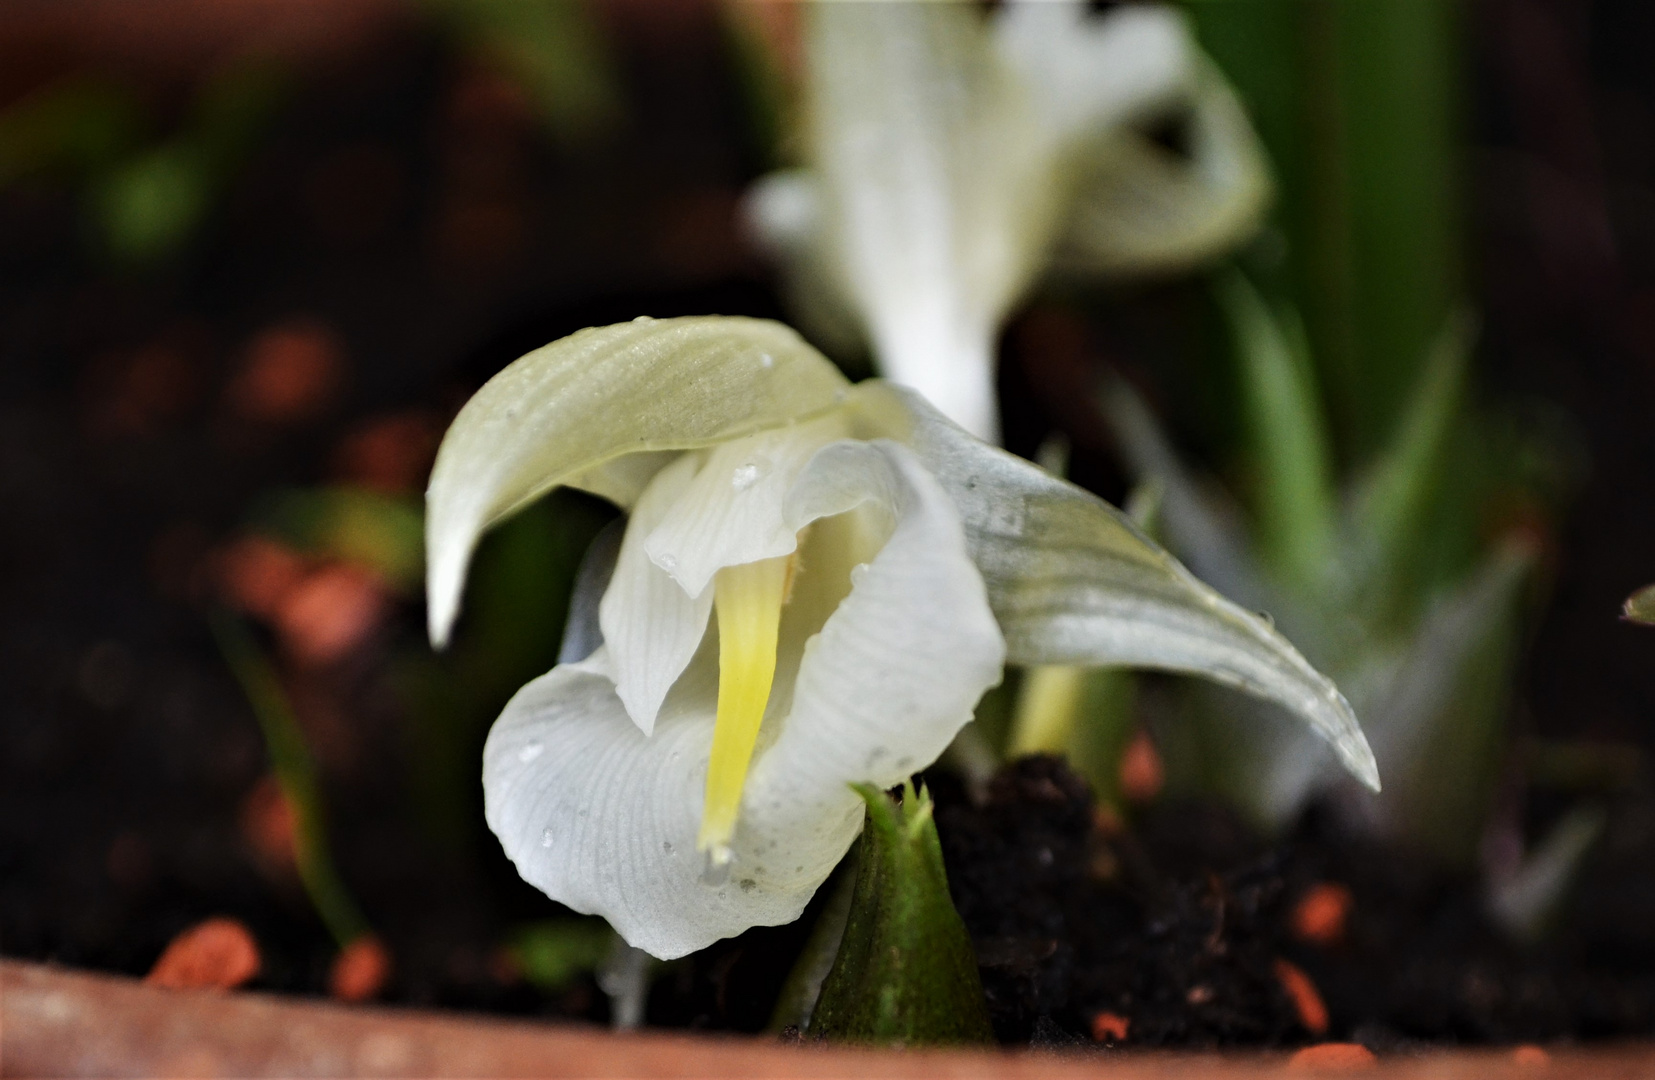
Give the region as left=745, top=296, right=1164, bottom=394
left=935, top=756, right=1655, bottom=1048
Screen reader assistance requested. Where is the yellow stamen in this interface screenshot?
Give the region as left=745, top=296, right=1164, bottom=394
left=698, top=554, right=791, bottom=870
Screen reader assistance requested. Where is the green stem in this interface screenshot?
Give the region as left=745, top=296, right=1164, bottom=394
left=212, top=613, right=370, bottom=947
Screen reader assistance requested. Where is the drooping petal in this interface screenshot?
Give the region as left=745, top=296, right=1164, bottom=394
left=482, top=440, right=1003, bottom=959
left=851, top=381, right=1379, bottom=792
left=642, top=413, right=849, bottom=599
left=426, top=316, right=849, bottom=646
left=597, top=453, right=711, bottom=735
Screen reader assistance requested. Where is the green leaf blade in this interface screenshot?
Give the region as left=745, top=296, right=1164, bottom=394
left=1217, top=270, right=1336, bottom=588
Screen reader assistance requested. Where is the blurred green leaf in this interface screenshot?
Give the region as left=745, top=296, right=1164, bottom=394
left=1186, top=0, right=1461, bottom=459
left=212, top=615, right=371, bottom=947
left=93, top=143, right=212, bottom=262
left=426, top=0, right=621, bottom=143
left=1623, top=584, right=1655, bottom=626
left=253, top=487, right=426, bottom=592
left=1361, top=539, right=1534, bottom=862
left=1217, top=270, right=1335, bottom=587
left=0, top=78, right=145, bottom=185
left=810, top=782, right=992, bottom=1046
left=1349, top=309, right=1476, bottom=620
left=509, top=917, right=613, bottom=992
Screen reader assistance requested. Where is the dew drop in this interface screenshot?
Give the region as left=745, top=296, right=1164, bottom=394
left=759, top=352, right=775, bottom=369
left=632, top=314, right=654, bottom=323
left=849, top=563, right=871, bottom=586
left=1256, top=609, right=1275, bottom=628
left=657, top=553, right=678, bottom=573
left=662, top=841, right=674, bottom=854
left=731, top=463, right=760, bottom=490
left=518, top=741, right=544, bottom=763
left=540, top=828, right=554, bottom=848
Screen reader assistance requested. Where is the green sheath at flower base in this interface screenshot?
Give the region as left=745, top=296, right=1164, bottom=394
left=809, top=783, right=992, bottom=1046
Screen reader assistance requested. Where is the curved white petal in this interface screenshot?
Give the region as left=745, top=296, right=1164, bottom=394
left=851, top=381, right=1379, bottom=793
left=426, top=316, right=849, bottom=647
left=1052, top=58, right=1272, bottom=278
left=993, top=1, right=1190, bottom=140
left=643, top=414, right=849, bottom=599
left=597, top=453, right=711, bottom=735
left=483, top=441, right=1002, bottom=959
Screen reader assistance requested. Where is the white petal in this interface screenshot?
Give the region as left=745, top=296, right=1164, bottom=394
left=993, top=1, right=1190, bottom=140
left=643, top=413, right=849, bottom=599
left=425, top=316, right=849, bottom=647
left=806, top=1, right=1054, bottom=442
left=746, top=439, right=1007, bottom=836
left=483, top=442, right=1004, bottom=959
left=1052, top=58, right=1272, bottom=278
left=852, top=381, right=1379, bottom=793
left=597, top=453, right=712, bottom=735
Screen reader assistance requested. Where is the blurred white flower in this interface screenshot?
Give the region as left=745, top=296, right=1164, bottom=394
left=746, top=0, right=1270, bottom=443
left=426, top=316, right=1370, bottom=959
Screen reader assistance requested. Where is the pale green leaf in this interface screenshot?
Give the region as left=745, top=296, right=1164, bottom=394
left=854, top=381, right=1378, bottom=792
left=1218, top=271, right=1335, bottom=587
left=1349, top=308, right=1477, bottom=597
left=425, top=316, right=849, bottom=645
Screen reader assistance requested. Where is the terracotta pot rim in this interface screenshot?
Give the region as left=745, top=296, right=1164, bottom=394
left=3, top=959, right=1650, bottom=1078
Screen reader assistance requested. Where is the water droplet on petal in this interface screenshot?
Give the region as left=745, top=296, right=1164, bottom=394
left=518, top=741, right=544, bottom=763
left=662, top=841, right=674, bottom=854
left=657, top=553, right=678, bottom=573
left=849, top=563, right=870, bottom=586
left=731, top=463, right=759, bottom=490
left=632, top=315, right=654, bottom=323
left=700, top=848, right=732, bottom=886
left=540, top=828, right=554, bottom=848
left=759, top=352, right=774, bottom=369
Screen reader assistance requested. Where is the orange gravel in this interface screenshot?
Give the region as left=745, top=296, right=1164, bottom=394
left=145, top=917, right=261, bottom=991
left=1275, top=958, right=1330, bottom=1036
left=1292, top=882, right=1354, bottom=947
left=1118, top=729, right=1164, bottom=802
left=329, top=936, right=392, bottom=1003
left=1088, top=1011, right=1130, bottom=1044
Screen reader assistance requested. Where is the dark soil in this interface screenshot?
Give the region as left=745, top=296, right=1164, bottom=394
left=937, top=756, right=1655, bottom=1048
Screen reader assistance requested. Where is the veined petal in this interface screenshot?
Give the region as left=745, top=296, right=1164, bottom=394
left=426, top=316, right=849, bottom=647
left=806, top=1, right=1055, bottom=443
left=643, top=413, right=850, bottom=599
left=851, top=381, right=1379, bottom=793
left=598, top=453, right=712, bottom=735
left=482, top=441, right=1003, bottom=959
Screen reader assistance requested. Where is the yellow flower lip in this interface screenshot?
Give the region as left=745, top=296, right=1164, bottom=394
left=697, top=554, right=793, bottom=875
